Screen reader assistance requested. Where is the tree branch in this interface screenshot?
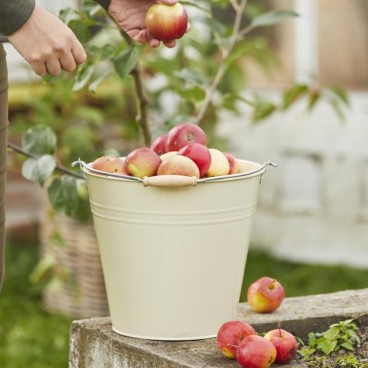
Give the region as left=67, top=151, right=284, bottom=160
left=7, top=142, right=84, bottom=179
left=194, top=0, right=248, bottom=125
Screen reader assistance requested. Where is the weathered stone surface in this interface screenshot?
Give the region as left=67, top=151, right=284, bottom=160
left=69, top=289, right=368, bottom=368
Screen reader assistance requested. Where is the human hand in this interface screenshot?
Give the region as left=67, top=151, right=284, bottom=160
left=8, top=5, right=87, bottom=77
left=108, top=0, right=189, bottom=48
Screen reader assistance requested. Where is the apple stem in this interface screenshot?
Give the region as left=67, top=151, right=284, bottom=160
left=278, top=321, right=282, bottom=336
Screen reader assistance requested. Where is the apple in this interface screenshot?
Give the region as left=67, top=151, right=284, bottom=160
left=160, top=151, right=177, bottom=161
left=247, top=276, right=285, bottom=313
left=178, top=143, right=211, bottom=177
left=91, top=156, right=127, bottom=174
left=236, top=335, right=277, bottom=368
left=216, top=320, right=257, bottom=359
left=166, top=123, right=207, bottom=152
left=206, top=148, right=230, bottom=177
left=124, top=147, right=161, bottom=178
left=151, top=134, right=168, bottom=155
left=145, top=3, right=188, bottom=42
left=157, top=155, right=200, bottom=178
left=224, top=152, right=240, bottom=175
left=264, top=328, right=298, bottom=364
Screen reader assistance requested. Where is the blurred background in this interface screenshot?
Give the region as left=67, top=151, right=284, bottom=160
left=1, top=0, right=368, bottom=367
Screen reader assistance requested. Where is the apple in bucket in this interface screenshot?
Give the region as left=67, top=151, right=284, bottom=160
left=145, top=3, right=188, bottom=42
left=124, top=147, right=161, bottom=178
left=178, top=143, right=211, bottom=177
left=166, top=123, right=207, bottom=151
left=157, top=154, right=200, bottom=178
left=151, top=134, right=168, bottom=155
left=91, top=156, right=127, bottom=174
left=206, top=148, right=230, bottom=177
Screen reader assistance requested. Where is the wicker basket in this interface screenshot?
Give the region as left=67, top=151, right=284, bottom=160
left=39, top=210, right=110, bottom=318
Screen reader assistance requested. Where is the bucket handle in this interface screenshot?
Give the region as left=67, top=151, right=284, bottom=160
left=73, top=159, right=277, bottom=187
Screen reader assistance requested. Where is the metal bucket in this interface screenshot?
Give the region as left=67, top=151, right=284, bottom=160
left=79, top=159, right=275, bottom=340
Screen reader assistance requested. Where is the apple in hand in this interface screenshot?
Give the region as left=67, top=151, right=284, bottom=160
left=178, top=143, right=211, bottom=177
left=224, top=152, right=240, bottom=175
left=216, top=320, right=256, bottom=359
left=247, top=276, right=285, bottom=313
left=157, top=155, right=199, bottom=178
left=124, top=147, right=161, bottom=178
left=264, top=328, right=298, bottom=364
left=91, top=156, right=127, bottom=174
left=206, top=148, right=230, bottom=177
left=151, top=134, right=168, bottom=155
left=166, top=123, right=207, bottom=152
left=236, top=335, right=277, bottom=368
left=145, top=3, right=188, bottom=42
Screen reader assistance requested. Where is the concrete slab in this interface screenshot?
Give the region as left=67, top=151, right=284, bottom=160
left=69, top=289, right=368, bottom=368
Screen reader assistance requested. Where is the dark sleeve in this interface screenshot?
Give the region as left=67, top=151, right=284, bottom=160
left=94, top=0, right=111, bottom=11
left=0, top=0, right=36, bottom=36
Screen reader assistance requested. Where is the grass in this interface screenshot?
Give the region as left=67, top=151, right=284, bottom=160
left=1, top=235, right=368, bottom=367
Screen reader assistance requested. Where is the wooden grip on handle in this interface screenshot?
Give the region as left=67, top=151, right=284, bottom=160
left=143, top=175, right=198, bottom=187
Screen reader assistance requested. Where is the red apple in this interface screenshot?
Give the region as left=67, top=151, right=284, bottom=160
left=236, top=335, right=277, bottom=368
left=124, top=147, right=161, bottom=178
left=206, top=148, right=230, bottom=177
left=91, top=156, right=127, bottom=174
left=145, top=3, right=188, bottom=42
left=178, top=143, right=211, bottom=177
left=264, top=328, right=298, bottom=364
left=157, top=155, right=199, bottom=178
left=247, top=276, right=285, bottom=313
left=224, top=152, right=240, bottom=175
left=151, top=134, right=168, bottom=155
left=166, top=123, right=207, bottom=152
left=216, top=320, right=257, bottom=359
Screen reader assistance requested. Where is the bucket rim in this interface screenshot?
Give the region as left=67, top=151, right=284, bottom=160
left=74, top=159, right=277, bottom=185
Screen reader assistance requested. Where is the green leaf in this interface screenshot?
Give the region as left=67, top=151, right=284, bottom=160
left=328, top=86, right=350, bottom=106
left=308, top=90, right=321, bottom=110
left=177, top=85, right=206, bottom=103
left=317, top=339, right=337, bottom=355
left=282, top=84, right=309, bottom=109
left=180, top=1, right=211, bottom=16
left=22, top=125, right=57, bottom=156
left=68, top=19, right=91, bottom=44
left=88, top=70, right=111, bottom=93
left=48, top=176, right=79, bottom=217
left=308, top=332, right=317, bottom=349
left=340, top=341, right=355, bottom=351
left=252, top=101, right=277, bottom=122
left=72, top=63, right=95, bottom=91
left=251, top=9, right=299, bottom=28
left=114, top=46, right=142, bottom=79
left=323, top=326, right=340, bottom=341
left=22, top=155, right=56, bottom=185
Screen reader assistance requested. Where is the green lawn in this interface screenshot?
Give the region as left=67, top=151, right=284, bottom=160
left=1, top=236, right=368, bottom=368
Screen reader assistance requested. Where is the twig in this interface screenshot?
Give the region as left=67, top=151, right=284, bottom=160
left=120, top=31, right=151, bottom=146
left=7, top=142, right=84, bottom=179
left=194, top=0, right=248, bottom=125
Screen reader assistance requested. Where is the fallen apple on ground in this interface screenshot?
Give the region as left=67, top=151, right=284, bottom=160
left=91, top=156, right=127, bottom=174
left=236, top=335, right=277, bottom=368
left=264, top=328, right=298, bottom=364
left=247, top=276, right=285, bottom=313
left=124, top=147, right=161, bottom=178
left=157, top=154, right=200, bottom=178
left=216, top=320, right=257, bottom=359
left=145, top=3, right=188, bottom=42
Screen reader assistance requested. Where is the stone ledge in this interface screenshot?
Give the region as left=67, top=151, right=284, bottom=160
left=69, top=289, right=368, bottom=368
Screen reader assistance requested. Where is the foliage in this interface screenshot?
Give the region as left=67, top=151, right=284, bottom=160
left=298, top=319, right=368, bottom=368
left=9, top=0, right=349, bottom=222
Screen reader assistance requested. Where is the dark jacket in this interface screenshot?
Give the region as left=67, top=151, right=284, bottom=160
left=0, top=0, right=111, bottom=41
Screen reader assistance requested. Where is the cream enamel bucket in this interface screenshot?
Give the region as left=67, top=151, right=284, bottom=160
left=79, top=159, right=275, bottom=341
